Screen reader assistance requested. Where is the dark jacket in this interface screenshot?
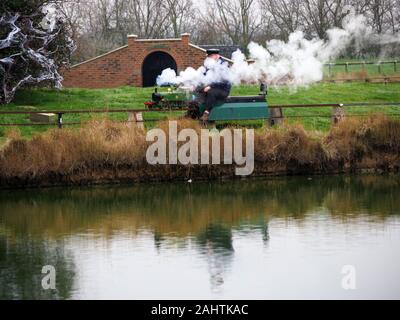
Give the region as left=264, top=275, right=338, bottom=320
left=211, top=81, right=232, bottom=93
left=205, top=58, right=232, bottom=94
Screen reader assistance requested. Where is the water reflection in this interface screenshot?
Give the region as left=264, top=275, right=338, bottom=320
left=0, top=236, right=75, bottom=299
left=0, top=175, right=399, bottom=299
left=196, top=224, right=234, bottom=293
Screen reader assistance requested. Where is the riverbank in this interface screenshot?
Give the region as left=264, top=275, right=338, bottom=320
left=1, top=114, right=399, bottom=189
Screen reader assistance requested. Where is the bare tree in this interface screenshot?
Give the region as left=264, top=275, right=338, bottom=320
left=163, top=0, right=197, bottom=37
left=190, top=15, right=228, bottom=44
left=59, top=0, right=173, bottom=61
left=204, top=0, right=262, bottom=48
left=260, top=0, right=302, bottom=40
left=366, top=0, right=395, bottom=33
left=387, top=0, right=400, bottom=33
left=53, top=0, right=400, bottom=62
left=123, top=0, right=170, bottom=38
left=301, top=0, right=333, bottom=38
left=300, top=0, right=366, bottom=38
left=325, top=0, right=353, bottom=27
left=1, top=1, right=75, bottom=104
left=349, top=0, right=371, bottom=14
left=57, top=0, right=82, bottom=39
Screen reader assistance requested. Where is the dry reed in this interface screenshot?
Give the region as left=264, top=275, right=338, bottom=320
left=1, top=115, right=399, bottom=187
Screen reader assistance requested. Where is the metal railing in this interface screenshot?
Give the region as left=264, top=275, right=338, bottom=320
left=1, top=102, right=400, bottom=128
left=324, top=60, right=399, bottom=77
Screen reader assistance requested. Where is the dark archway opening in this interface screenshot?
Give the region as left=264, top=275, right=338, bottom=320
left=142, top=51, right=177, bottom=87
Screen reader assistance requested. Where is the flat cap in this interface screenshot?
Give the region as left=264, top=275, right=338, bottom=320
left=206, top=48, right=220, bottom=56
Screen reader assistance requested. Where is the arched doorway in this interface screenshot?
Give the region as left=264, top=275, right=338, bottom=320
left=142, top=51, right=177, bottom=87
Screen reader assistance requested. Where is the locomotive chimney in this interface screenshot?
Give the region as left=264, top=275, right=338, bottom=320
left=259, top=83, right=267, bottom=96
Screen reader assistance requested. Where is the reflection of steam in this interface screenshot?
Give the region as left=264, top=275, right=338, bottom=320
left=154, top=232, right=164, bottom=252
left=263, top=223, right=270, bottom=243
left=196, top=225, right=234, bottom=293
left=206, top=242, right=225, bottom=292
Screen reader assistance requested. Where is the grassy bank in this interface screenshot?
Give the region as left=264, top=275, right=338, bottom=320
left=1, top=82, right=400, bottom=137
left=1, top=115, right=399, bottom=188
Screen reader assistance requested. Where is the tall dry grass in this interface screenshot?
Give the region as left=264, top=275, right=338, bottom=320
left=1, top=115, right=400, bottom=187
left=255, top=124, right=327, bottom=170
left=0, top=120, right=148, bottom=179
left=325, top=114, right=400, bottom=162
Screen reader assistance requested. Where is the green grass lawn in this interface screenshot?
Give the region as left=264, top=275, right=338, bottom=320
left=1, top=82, right=400, bottom=138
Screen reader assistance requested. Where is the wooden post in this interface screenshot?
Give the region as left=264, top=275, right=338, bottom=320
left=331, top=105, right=345, bottom=125
left=345, top=63, right=349, bottom=73
left=128, top=112, right=144, bottom=130
left=269, top=108, right=284, bottom=127
left=394, top=61, right=397, bottom=73
left=57, top=113, right=63, bottom=129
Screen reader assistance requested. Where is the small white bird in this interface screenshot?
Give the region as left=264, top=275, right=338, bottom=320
left=188, top=179, right=193, bottom=183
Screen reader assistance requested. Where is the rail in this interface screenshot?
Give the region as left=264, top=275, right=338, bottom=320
left=324, top=60, right=399, bottom=77
left=1, top=102, right=400, bottom=127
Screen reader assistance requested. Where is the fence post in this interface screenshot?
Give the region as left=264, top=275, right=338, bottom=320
left=345, top=63, right=349, bottom=73
left=57, top=113, right=63, bottom=129
left=269, top=108, right=284, bottom=127
left=331, top=104, right=345, bottom=125
left=128, top=112, right=144, bottom=130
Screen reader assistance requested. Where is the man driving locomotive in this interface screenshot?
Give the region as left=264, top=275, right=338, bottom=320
left=200, top=49, right=232, bottom=122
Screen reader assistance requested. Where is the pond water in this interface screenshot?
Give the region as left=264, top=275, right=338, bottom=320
left=1, top=175, right=400, bottom=300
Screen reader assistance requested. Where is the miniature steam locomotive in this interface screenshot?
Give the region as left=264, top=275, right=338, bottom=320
left=144, top=84, right=269, bottom=122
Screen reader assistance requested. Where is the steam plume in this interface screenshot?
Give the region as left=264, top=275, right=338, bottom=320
left=157, top=11, right=400, bottom=88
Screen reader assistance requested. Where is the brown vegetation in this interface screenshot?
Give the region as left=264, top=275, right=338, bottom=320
left=1, top=115, right=400, bottom=188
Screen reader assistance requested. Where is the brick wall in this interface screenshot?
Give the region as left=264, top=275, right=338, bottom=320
left=62, top=34, right=209, bottom=88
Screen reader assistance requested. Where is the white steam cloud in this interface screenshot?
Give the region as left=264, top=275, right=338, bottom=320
left=157, top=11, right=400, bottom=88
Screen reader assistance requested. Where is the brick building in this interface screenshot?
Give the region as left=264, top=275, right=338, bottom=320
left=62, top=33, right=231, bottom=89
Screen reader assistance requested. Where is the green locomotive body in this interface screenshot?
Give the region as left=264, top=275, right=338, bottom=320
left=145, top=85, right=269, bottom=122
